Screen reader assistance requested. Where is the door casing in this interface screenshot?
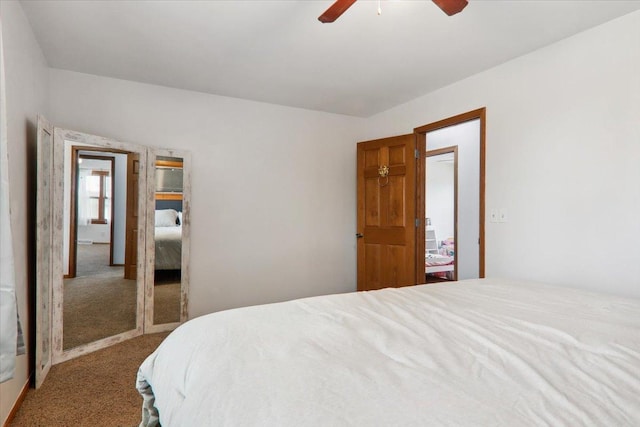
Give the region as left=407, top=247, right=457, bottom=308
left=355, top=108, right=486, bottom=289
left=68, top=149, right=118, bottom=278
left=414, top=108, right=486, bottom=281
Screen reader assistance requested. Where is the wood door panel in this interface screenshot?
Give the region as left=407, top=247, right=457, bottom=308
left=364, top=244, right=382, bottom=290
left=357, top=134, right=417, bottom=292
left=124, top=154, right=139, bottom=280
left=383, top=245, right=407, bottom=287
left=124, top=230, right=138, bottom=279
left=365, top=178, right=380, bottom=227
left=362, top=244, right=409, bottom=291
left=387, top=176, right=405, bottom=227
left=364, top=148, right=380, bottom=168
left=363, top=227, right=405, bottom=245
left=388, top=144, right=406, bottom=166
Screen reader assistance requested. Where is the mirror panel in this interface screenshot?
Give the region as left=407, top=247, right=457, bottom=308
left=63, top=147, right=138, bottom=350
left=425, top=148, right=458, bottom=283
left=153, top=156, right=182, bottom=324
left=52, top=128, right=147, bottom=364
left=37, top=124, right=190, bottom=375
left=145, top=149, right=190, bottom=332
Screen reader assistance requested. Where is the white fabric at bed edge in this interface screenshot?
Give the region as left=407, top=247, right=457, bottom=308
left=137, top=278, right=640, bottom=426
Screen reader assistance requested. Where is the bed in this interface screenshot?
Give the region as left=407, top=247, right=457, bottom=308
left=154, top=226, right=182, bottom=270
left=154, top=209, right=182, bottom=271
left=426, top=235, right=455, bottom=278
left=426, top=253, right=454, bottom=274
left=136, top=278, right=640, bottom=426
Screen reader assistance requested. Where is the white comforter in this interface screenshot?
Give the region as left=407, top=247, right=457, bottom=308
left=137, top=278, right=640, bottom=426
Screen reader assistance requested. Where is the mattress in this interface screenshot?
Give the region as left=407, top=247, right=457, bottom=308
left=137, top=278, right=640, bottom=426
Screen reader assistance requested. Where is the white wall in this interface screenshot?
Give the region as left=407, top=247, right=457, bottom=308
left=426, top=159, right=454, bottom=243
left=360, top=11, right=640, bottom=298
left=0, top=1, right=49, bottom=424
left=427, top=120, right=480, bottom=280
left=49, top=69, right=362, bottom=316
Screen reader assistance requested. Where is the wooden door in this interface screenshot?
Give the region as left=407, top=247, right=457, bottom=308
left=124, top=152, right=139, bottom=280
left=357, top=134, right=417, bottom=291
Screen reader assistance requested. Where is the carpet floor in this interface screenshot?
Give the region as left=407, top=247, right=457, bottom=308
left=10, top=332, right=170, bottom=427
left=64, top=244, right=137, bottom=349
left=64, top=244, right=180, bottom=349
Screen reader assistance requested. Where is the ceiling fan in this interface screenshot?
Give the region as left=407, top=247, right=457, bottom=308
left=319, top=0, right=468, bottom=23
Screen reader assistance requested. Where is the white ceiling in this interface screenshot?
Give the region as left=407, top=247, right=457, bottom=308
left=20, top=0, right=640, bottom=117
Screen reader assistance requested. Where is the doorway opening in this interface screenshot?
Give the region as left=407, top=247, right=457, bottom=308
left=64, top=145, right=139, bottom=350
left=425, top=147, right=458, bottom=283
left=415, top=108, right=486, bottom=282
left=75, top=154, right=114, bottom=274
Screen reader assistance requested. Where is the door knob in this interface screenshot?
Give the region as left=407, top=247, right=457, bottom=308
left=356, top=233, right=364, bottom=238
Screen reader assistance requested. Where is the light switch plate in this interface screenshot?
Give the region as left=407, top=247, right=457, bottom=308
left=498, top=209, right=508, bottom=223
left=490, top=209, right=498, bottom=223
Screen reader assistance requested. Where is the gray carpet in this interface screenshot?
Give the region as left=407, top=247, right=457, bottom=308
left=64, top=244, right=180, bottom=350
left=64, top=244, right=136, bottom=349
left=75, top=242, right=114, bottom=277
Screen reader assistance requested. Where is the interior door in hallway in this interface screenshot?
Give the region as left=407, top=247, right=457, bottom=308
left=124, top=152, right=140, bottom=280
left=357, top=134, right=417, bottom=291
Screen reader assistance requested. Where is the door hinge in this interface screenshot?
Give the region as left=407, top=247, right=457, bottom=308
left=415, top=218, right=420, bottom=227
left=415, top=149, right=420, bottom=159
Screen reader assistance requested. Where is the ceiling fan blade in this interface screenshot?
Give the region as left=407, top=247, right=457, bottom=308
left=318, top=0, right=358, bottom=23
left=432, top=0, right=468, bottom=16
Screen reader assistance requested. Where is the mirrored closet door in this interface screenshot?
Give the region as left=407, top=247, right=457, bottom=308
left=144, top=149, right=191, bottom=333
left=52, top=128, right=148, bottom=366
left=425, top=147, right=458, bottom=283
left=35, top=117, right=191, bottom=387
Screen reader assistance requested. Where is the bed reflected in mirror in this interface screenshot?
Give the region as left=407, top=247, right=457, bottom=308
left=147, top=151, right=190, bottom=331
left=153, top=156, right=183, bottom=324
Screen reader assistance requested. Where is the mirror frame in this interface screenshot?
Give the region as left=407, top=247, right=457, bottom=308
left=50, top=128, right=148, bottom=364
left=35, top=116, right=54, bottom=387
left=36, top=122, right=192, bottom=386
left=144, top=148, right=191, bottom=333
left=414, top=107, right=486, bottom=281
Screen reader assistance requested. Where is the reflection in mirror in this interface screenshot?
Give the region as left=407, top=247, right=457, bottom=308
left=425, top=148, right=457, bottom=283
left=152, top=156, right=183, bottom=324
left=62, top=143, right=141, bottom=350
